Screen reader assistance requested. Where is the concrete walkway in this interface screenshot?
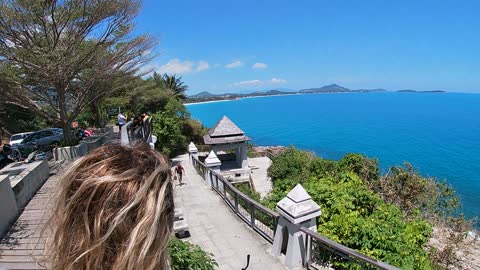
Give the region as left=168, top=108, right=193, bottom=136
left=248, top=157, right=273, bottom=198
left=173, top=154, right=286, bottom=270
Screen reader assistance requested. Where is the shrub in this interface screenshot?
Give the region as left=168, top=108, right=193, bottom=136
left=264, top=148, right=470, bottom=269
left=168, top=238, right=218, bottom=270
left=267, top=146, right=313, bottom=183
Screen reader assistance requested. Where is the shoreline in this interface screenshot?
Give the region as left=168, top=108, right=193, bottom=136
left=184, top=93, right=302, bottom=106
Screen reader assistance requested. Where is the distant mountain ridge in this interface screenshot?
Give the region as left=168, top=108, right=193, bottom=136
left=187, top=84, right=445, bottom=102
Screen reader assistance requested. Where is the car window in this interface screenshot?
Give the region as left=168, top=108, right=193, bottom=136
left=11, top=135, right=23, bottom=141
left=23, top=133, right=38, bottom=143
left=39, top=131, right=54, bottom=137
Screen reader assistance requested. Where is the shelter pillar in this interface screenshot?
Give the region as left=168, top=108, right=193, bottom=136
left=188, top=142, right=198, bottom=163
left=205, top=151, right=221, bottom=188
left=272, top=184, right=321, bottom=269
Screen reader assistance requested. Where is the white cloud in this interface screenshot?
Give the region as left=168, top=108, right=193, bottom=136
left=225, top=60, right=244, bottom=68
left=196, top=60, right=210, bottom=72
left=252, top=62, right=268, bottom=69
left=232, top=80, right=262, bottom=87
left=154, top=59, right=210, bottom=74
left=270, top=78, right=287, bottom=83
left=230, top=78, right=287, bottom=88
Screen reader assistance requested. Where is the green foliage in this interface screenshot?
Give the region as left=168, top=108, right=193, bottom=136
left=267, top=146, right=313, bottom=183
left=152, top=97, right=206, bottom=157
left=75, top=109, right=95, bottom=128
left=0, top=104, right=48, bottom=136
left=337, top=153, right=380, bottom=187
left=302, top=173, right=432, bottom=269
left=263, top=148, right=468, bottom=269
left=168, top=238, right=218, bottom=270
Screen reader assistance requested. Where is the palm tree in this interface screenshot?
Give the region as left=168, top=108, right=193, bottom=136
left=155, top=73, right=188, bottom=100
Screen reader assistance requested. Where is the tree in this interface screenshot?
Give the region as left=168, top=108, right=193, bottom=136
left=157, top=73, right=189, bottom=100
left=0, top=0, right=156, bottom=145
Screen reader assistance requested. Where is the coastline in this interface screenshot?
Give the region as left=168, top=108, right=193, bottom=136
left=184, top=98, right=238, bottom=106
left=185, top=93, right=302, bottom=106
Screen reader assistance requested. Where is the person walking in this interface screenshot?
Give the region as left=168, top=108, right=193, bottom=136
left=175, top=163, right=186, bottom=185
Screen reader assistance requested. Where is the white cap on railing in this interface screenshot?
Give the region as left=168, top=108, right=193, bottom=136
left=276, top=184, right=321, bottom=224
left=205, top=151, right=221, bottom=167
left=188, top=142, right=198, bottom=153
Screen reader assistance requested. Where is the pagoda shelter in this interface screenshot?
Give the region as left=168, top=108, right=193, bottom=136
left=203, top=116, right=251, bottom=170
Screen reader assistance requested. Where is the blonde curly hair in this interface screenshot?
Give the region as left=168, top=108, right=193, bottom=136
left=47, top=143, right=174, bottom=270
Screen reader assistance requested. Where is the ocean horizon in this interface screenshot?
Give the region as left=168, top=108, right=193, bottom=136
left=187, top=92, right=480, bottom=221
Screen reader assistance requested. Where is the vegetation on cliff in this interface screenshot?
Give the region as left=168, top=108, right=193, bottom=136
left=245, top=147, right=472, bottom=269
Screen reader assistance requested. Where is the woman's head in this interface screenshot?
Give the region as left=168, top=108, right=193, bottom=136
left=48, top=143, right=174, bottom=270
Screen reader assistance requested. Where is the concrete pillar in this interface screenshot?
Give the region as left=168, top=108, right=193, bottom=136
left=188, top=142, right=198, bottom=163
left=272, top=184, right=321, bottom=269
left=240, top=143, right=248, bottom=168
left=204, top=150, right=221, bottom=188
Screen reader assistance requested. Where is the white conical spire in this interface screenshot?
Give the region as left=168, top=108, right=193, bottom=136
left=287, top=184, right=311, bottom=203
left=205, top=150, right=221, bottom=167
left=276, top=184, right=321, bottom=224
left=188, top=142, right=198, bottom=153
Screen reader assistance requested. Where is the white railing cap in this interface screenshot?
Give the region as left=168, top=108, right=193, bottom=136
left=276, top=184, right=321, bottom=224
left=188, top=142, right=198, bottom=153
left=205, top=150, right=221, bottom=167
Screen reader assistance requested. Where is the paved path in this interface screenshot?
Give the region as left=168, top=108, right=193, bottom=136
left=173, top=154, right=286, bottom=270
left=248, top=157, right=273, bottom=198
left=0, top=171, right=60, bottom=269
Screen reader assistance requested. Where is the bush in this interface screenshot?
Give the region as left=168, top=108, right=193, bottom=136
left=264, top=148, right=469, bottom=269
left=168, top=238, right=218, bottom=270
left=267, top=146, right=313, bottom=183
left=152, top=98, right=207, bottom=157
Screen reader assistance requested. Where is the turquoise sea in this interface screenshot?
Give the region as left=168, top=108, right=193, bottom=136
left=187, top=92, right=480, bottom=220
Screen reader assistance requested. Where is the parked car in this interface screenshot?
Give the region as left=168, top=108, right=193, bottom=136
left=9, top=132, right=33, bottom=146
left=12, top=128, right=63, bottom=160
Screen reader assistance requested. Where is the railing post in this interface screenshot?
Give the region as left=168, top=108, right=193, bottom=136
left=204, top=151, right=221, bottom=188
left=188, top=142, right=198, bottom=164
left=272, top=184, right=322, bottom=269
left=234, top=192, right=239, bottom=212
left=250, top=203, right=255, bottom=228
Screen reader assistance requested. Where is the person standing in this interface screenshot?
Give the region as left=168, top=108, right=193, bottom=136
left=175, top=163, right=186, bottom=185
left=117, top=112, right=126, bottom=136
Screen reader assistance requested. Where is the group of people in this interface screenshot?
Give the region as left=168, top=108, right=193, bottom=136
left=117, top=112, right=150, bottom=131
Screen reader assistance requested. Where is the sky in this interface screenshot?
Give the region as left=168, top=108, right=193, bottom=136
left=134, top=0, right=480, bottom=94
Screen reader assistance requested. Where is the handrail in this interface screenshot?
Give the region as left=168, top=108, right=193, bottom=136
left=300, top=227, right=400, bottom=270
left=189, top=154, right=398, bottom=270
left=197, top=160, right=278, bottom=243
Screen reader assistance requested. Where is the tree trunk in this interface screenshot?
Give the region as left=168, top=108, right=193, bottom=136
left=91, top=100, right=105, bottom=128
left=60, top=120, right=73, bottom=146
left=57, top=88, right=74, bottom=146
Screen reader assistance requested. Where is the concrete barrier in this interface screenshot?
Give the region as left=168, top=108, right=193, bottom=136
left=0, top=175, right=19, bottom=237
left=1, top=160, right=50, bottom=209
left=53, top=142, right=87, bottom=161
left=53, top=131, right=111, bottom=161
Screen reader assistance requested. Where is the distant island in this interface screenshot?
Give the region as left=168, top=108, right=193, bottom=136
left=186, top=84, right=446, bottom=103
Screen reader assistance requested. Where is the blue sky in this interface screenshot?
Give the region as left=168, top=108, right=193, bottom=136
left=134, top=0, right=480, bottom=94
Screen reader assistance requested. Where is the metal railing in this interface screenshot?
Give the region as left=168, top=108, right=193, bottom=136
left=208, top=169, right=279, bottom=243
left=189, top=155, right=398, bottom=270
left=301, top=227, right=399, bottom=270
left=125, top=118, right=153, bottom=144
left=191, top=155, right=207, bottom=180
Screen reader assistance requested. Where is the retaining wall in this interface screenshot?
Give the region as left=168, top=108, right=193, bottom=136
left=0, top=175, right=19, bottom=237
